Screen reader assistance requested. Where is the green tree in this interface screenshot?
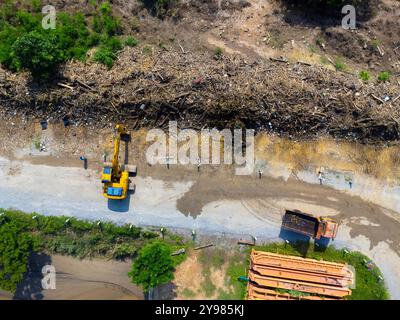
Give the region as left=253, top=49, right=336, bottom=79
left=0, top=221, right=33, bottom=292
left=128, top=241, right=174, bottom=292
left=12, top=31, right=61, bottom=78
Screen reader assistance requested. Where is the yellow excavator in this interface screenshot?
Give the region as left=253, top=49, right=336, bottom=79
left=101, top=124, right=136, bottom=200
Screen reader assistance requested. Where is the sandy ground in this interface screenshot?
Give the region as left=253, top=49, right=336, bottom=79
left=0, top=254, right=143, bottom=300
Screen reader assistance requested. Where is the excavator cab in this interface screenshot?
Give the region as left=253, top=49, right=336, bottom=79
left=101, top=124, right=136, bottom=200
left=101, top=167, right=112, bottom=183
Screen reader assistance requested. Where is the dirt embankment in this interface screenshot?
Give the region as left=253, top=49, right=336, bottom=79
left=1, top=0, right=400, bottom=143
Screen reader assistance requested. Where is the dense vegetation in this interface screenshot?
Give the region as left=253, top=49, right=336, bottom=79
left=0, top=0, right=137, bottom=78
left=0, top=216, right=35, bottom=292
left=0, top=209, right=186, bottom=293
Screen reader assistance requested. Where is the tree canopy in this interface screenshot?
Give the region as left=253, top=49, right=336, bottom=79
left=12, top=31, right=61, bottom=78
left=0, top=220, right=33, bottom=292
left=128, top=241, right=175, bottom=291
left=0, top=1, right=127, bottom=78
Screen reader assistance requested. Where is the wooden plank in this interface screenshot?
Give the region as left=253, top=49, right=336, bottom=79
left=248, top=270, right=351, bottom=298
left=247, top=283, right=339, bottom=300
left=251, top=250, right=352, bottom=277
left=251, top=263, right=353, bottom=287
left=194, top=243, right=213, bottom=250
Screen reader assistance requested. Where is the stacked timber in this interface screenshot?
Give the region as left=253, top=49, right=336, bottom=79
left=247, top=250, right=354, bottom=300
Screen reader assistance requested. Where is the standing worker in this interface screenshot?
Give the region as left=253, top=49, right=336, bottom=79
left=258, top=170, right=262, bottom=179
left=80, top=155, right=88, bottom=170
left=318, top=171, right=323, bottom=185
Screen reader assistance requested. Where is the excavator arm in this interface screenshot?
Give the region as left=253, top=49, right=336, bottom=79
left=111, top=124, right=128, bottom=177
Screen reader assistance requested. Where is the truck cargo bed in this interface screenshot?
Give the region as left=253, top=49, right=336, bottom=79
left=282, top=210, right=318, bottom=237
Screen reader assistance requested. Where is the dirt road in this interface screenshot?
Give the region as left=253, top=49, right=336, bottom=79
left=1, top=154, right=400, bottom=298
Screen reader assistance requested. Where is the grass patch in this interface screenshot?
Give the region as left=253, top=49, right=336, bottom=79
left=334, top=58, right=346, bottom=71
left=371, top=39, right=380, bottom=48
left=33, top=135, right=41, bottom=150
left=269, top=32, right=286, bottom=49
left=182, top=288, right=196, bottom=298
left=201, top=267, right=217, bottom=298
left=315, top=37, right=325, bottom=47
left=93, top=45, right=117, bottom=69
left=198, top=247, right=228, bottom=298
left=377, top=71, right=390, bottom=82
left=198, top=247, right=248, bottom=300
left=142, top=45, right=153, bottom=56
left=222, top=250, right=248, bottom=300
left=125, top=36, right=139, bottom=47
left=254, top=242, right=389, bottom=300
left=320, top=55, right=329, bottom=65
left=359, top=70, right=371, bottom=82
left=198, top=247, right=226, bottom=269
left=214, top=46, right=223, bottom=58
left=309, top=45, right=317, bottom=54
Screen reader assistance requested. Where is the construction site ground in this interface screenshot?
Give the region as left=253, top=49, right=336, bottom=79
left=0, top=122, right=400, bottom=299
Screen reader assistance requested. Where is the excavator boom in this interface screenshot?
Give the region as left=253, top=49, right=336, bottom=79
left=111, top=124, right=128, bottom=175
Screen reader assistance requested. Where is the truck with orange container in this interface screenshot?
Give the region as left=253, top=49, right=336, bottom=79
left=282, top=209, right=339, bottom=240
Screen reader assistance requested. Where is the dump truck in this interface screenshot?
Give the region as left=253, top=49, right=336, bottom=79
left=281, top=209, right=339, bottom=240
left=101, top=124, right=136, bottom=200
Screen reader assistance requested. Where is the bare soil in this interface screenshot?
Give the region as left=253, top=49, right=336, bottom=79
left=12, top=254, right=143, bottom=300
